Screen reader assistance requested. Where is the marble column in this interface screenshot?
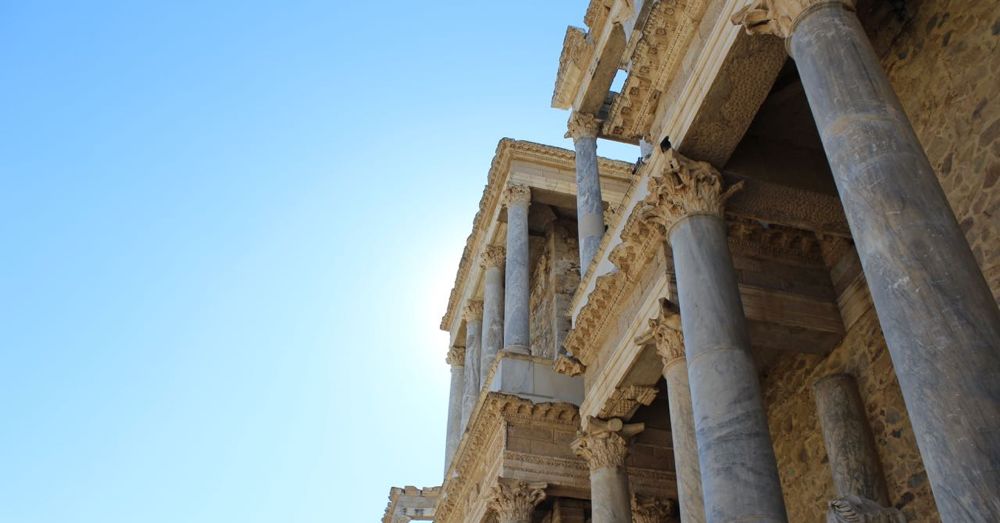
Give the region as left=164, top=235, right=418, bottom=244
left=443, top=346, right=465, bottom=475
left=489, top=480, right=547, bottom=523
left=641, top=150, right=786, bottom=522
left=814, top=374, right=903, bottom=522
left=572, top=417, right=644, bottom=523
left=649, top=299, right=705, bottom=523
left=566, top=112, right=605, bottom=272
left=632, top=494, right=676, bottom=523
left=732, top=2, right=1000, bottom=518
left=480, top=246, right=505, bottom=383
left=503, top=184, right=532, bottom=354
left=461, top=300, right=483, bottom=432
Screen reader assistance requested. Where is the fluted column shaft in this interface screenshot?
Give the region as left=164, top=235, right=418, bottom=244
left=461, top=301, right=483, bottom=432
left=443, top=347, right=465, bottom=475
left=573, top=418, right=644, bottom=523
left=642, top=151, right=786, bottom=522
left=782, top=5, right=1000, bottom=518
left=480, top=246, right=505, bottom=384
left=503, top=185, right=531, bottom=354
left=567, top=112, right=605, bottom=272
left=650, top=300, right=705, bottom=523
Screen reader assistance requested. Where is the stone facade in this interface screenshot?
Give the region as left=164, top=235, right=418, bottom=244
left=379, top=0, right=1000, bottom=521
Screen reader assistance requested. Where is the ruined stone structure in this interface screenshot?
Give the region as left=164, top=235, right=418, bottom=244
left=381, top=0, right=1000, bottom=521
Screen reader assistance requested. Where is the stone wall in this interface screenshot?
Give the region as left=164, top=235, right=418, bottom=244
left=530, top=220, right=580, bottom=360
left=862, top=0, right=1000, bottom=302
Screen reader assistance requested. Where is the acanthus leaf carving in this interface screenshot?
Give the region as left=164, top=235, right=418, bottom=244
left=649, top=298, right=685, bottom=368
left=446, top=346, right=466, bottom=367
left=640, top=149, right=743, bottom=236
left=464, top=300, right=484, bottom=321
left=631, top=494, right=677, bottom=523
left=480, top=245, right=507, bottom=270
left=565, top=111, right=603, bottom=140
left=731, top=0, right=855, bottom=39
left=489, top=480, right=547, bottom=522
left=571, top=416, right=644, bottom=470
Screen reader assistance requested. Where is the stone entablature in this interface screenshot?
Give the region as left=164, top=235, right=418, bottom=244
left=381, top=485, right=440, bottom=523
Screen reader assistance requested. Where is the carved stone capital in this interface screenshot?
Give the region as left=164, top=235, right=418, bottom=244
left=565, top=112, right=602, bottom=140
left=650, top=298, right=685, bottom=368
left=632, top=494, right=676, bottom=523
left=553, top=354, right=586, bottom=376
left=445, top=346, right=465, bottom=367
left=463, top=300, right=484, bottom=321
left=571, top=417, right=644, bottom=470
left=827, top=496, right=905, bottom=523
left=639, top=150, right=742, bottom=235
left=489, top=480, right=547, bottom=522
left=731, top=0, right=855, bottom=39
left=480, top=245, right=506, bottom=269
left=504, top=184, right=532, bottom=207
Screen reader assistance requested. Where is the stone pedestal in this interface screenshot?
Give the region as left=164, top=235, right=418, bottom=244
left=731, top=1, right=1000, bottom=517
left=489, top=480, right=547, bottom=523
left=572, top=417, right=644, bottom=523
left=650, top=299, right=705, bottom=523
left=444, top=346, right=465, bottom=475
left=461, top=301, right=484, bottom=432
left=566, top=112, right=605, bottom=272
left=503, top=185, right=532, bottom=354
left=642, top=151, right=786, bottom=522
left=480, top=246, right=505, bottom=382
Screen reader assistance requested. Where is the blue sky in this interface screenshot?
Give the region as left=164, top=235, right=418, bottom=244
left=0, top=2, right=636, bottom=522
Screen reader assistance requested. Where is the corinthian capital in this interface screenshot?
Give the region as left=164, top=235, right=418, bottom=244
left=731, top=0, right=855, bottom=39
left=564, top=111, right=602, bottom=140
left=445, top=346, right=465, bottom=367
left=571, top=417, right=644, bottom=470
left=489, top=480, right=547, bottom=523
left=650, top=298, right=685, bottom=368
left=504, top=184, right=532, bottom=207
left=463, top=300, right=484, bottom=321
left=480, top=245, right=506, bottom=269
left=632, top=494, right=676, bottom=523
left=639, top=150, right=742, bottom=233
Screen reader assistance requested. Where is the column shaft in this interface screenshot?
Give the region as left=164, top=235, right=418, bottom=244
left=591, top=466, right=632, bottom=523
left=503, top=186, right=531, bottom=353
left=792, top=6, right=1000, bottom=518
left=572, top=419, right=643, bottom=523
left=671, top=215, right=786, bottom=522
left=574, top=135, right=604, bottom=271
left=461, top=312, right=483, bottom=432
left=481, top=248, right=505, bottom=384
left=443, top=349, right=465, bottom=475
left=664, top=360, right=705, bottom=523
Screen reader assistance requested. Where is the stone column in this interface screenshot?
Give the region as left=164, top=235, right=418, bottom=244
left=649, top=299, right=705, bottom=523
left=632, top=494, right=676, bottom=523
left=503, top=184, right=532, bottom=354
left=732, top=2, right=1000, bottom=518
left=566, top=112, right=605, bottom=272
left=572, top=417, right=644, bottom=523
left=461, top=300, right=483, bottom=432
left=489, top=480, right=547, bottom=523
left=480, top=245, right=505, bottom=383
left=641, top=150, right=787, bottom=522
left=443, top=346, right=465, bottom=475
left=813, top=374, right=903, bottom=522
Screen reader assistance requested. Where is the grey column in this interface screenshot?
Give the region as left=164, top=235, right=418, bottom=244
left=572, top=418, right=644, bottom=523
left=566, top=112, right=605, bottom=272
left=503, top=184, right=531, bottom=354
left=782, top=5, right=1000, bottom=518
left=651, top=300, right=705, bottom=523
left=461, top=300, right=483, bottom=432
left=480, top=246, right=505, bottom=384
left=671, top=214, right=787, bottom=522
left=443, top=346, right=465, bottom=475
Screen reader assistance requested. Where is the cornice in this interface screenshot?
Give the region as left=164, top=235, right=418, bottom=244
left=552, top=27, right=595, bottom=109
left=440, top=139, right=633, bottom=333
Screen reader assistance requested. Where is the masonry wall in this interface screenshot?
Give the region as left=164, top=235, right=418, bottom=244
left=761, top=1, right=999, bottom=520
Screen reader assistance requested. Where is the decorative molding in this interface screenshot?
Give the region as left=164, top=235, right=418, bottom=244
left=600, top=385, right=658, bottom=419
left=639, top=149, right=743, bottom=236
left=583, top=0, right=615, bottom=32
left=565, top=112, right=602, bottom=140
left=489, top=480, right=547, bottom=522
left=731, top=0, right=855, bottom=39
left=446, top=346, right=466, bottom=367
left=827, top=496, right=905, bottom=523
left=571, top=417, right=644, bottom=471
left=505, top=184, right=532, bottom=207
left=464, top=300, right=484, bottom=322
left=727, top=216, right=823, bottom=264
left=553, top=354, right=586, bottom=376
left=440, top=139, right=633, bottom=332
left=552, top=27, right=595, bottom=109
left=480, top=245, right=507, bottom=270
left=631, top=494, right=676, bottom=523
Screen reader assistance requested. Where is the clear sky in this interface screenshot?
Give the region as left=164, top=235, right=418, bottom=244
left=0, top=2, right=636, bottom=522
